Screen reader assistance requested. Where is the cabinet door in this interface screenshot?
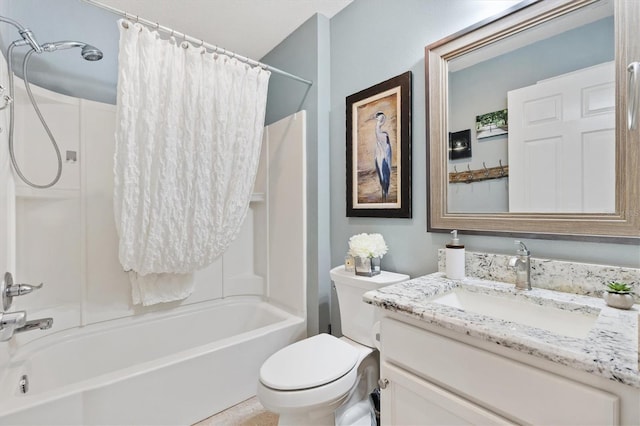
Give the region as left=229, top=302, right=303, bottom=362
left=382, top=317, right=619, bottom=425
left=380, top=362, right=514, bottom=426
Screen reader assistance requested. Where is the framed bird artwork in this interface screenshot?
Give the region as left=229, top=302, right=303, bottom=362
left=345, top=71, right=412, bottom=218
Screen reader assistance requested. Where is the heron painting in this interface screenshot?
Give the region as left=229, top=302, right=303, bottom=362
left=371, top=111, right=392, bottom=202
left=345, top=71, right=412, bottom=218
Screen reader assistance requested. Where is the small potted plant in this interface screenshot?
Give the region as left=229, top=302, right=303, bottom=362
left=603, top=282, right=635, bottom=310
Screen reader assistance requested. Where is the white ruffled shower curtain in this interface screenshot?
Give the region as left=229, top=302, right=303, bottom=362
left=114, top=20, right=270, bottom=306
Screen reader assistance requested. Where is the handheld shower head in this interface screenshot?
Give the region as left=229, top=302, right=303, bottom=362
left=80, top=44, right=103, bottom=61
left=41, top=41, right=103, bottom=61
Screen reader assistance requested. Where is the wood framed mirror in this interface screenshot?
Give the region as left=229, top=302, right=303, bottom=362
left=426, top=0, right=639, bottom=243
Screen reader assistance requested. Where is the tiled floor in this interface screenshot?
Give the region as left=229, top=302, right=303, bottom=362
left=193, top=396, right=278, bottom=426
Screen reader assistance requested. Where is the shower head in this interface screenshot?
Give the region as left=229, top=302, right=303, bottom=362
left=80, top=44, right=103, bottom=61
left=41, top=41, right=103, bottom=61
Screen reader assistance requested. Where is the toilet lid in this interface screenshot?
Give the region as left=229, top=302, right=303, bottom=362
left=259, top=334, right=358, bottom=391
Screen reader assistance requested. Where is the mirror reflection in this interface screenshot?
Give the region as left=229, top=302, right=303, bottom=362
left=447, top=1, right=614, bottom=214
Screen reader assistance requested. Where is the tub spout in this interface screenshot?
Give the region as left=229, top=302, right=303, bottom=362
left=0, top=310, right=26, bottom=341
left=15, top=317, right=53, bottom=334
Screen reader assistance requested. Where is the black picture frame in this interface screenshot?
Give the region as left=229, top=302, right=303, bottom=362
left=449, top=129, right=472, bottom=160
left=346, top=71, right=412, bottom=218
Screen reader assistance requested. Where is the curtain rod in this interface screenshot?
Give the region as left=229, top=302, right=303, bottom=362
left=81, top=0, right=313, bottom=86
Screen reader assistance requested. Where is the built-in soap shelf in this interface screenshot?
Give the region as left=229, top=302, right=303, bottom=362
left=15, top=186, right=79, bottom=200
left=250, top=192, right=265, bottom=203
left=16, top=189, right=266, bottom=202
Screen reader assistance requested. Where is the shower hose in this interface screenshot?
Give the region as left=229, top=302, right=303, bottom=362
left=5, top=41, right=63, bottom=189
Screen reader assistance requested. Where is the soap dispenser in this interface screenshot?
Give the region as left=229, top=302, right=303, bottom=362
left=445, top=230, right=465, bottom=279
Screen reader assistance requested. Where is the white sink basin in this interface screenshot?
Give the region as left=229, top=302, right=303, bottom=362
left=432, top=288, right=599, bottom=339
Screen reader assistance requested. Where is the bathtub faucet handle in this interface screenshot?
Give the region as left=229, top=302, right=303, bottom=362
left=6, top=282, right=43, bottom=297
left=1, top=272, right=44, bottom=311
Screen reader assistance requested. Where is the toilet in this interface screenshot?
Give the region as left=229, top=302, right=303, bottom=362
left=257, top=265, right=409, bottom=425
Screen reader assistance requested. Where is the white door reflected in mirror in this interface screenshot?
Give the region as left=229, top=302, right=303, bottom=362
left=508, top=61, right=615, bottom=213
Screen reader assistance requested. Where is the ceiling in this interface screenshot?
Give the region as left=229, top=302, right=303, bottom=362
left=95, top=0, right=353, bottom=60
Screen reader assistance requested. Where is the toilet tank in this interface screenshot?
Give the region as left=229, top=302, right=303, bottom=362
left=330, top=266, right=409, bottom=347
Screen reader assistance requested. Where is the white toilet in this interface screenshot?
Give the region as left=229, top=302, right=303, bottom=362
left=257, top=265, right=409, bottom=425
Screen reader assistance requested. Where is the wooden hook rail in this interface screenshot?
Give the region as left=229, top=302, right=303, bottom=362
left=449, top=160, right=509, bottom=184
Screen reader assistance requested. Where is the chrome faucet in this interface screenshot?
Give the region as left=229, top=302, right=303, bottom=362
left=15, top=317, right=53, bottom=334
left=2, top=272, right=43, bottom=310
left=508, top=240, right=531, bottom=290
left=0, top=311, right=26, bottom=341
left=0, top=273, right=53, bottom=342
left=0, top=311, right=53, bottom=341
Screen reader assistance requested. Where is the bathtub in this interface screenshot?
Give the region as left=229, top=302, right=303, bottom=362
left=0, top=297, right=305, bottom=425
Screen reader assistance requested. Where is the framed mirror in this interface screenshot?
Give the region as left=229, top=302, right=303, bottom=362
left=426, top=0, right=639, bottom=242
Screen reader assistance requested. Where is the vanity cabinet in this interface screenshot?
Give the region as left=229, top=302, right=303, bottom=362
left=381, top=361, right=513, bottom=425
left=379, top=316, right=625, bottom=425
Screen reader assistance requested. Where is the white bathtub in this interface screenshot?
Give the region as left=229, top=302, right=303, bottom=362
left=0, top=297, right=305, bottom=425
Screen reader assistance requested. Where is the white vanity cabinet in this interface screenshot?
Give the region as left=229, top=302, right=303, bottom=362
left=380, top=361, right=514, bottom=425
left=379, top=315, right=637, bottom=425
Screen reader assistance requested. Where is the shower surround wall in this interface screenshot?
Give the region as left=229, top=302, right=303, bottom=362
left=0, top=53, right=15, bottom=373
left=10, top=77, right=288, bottom=330
left=7, top=79, right=306, bottom=328
left=0, top=46, right=307, bottom=423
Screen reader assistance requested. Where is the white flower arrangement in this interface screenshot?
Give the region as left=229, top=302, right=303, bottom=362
left=348, top=233, right=388, bottom=259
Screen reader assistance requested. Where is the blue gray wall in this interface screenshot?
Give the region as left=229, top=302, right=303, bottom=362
left=327, top=0, right=638, bottom=293
left=262, top=15, right=332, bottom=335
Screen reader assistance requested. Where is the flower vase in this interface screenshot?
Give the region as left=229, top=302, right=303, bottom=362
left=355, top=256, right=381, bottom=277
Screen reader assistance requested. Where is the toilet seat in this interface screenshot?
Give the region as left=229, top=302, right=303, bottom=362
left=259, top=333, right=358, bottom=391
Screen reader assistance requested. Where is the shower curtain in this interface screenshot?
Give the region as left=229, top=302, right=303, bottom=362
left=114, top=20, right=270, bottom=306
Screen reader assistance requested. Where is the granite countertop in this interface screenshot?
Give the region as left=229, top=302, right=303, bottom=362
left=364, top=272, right=640, bottom=389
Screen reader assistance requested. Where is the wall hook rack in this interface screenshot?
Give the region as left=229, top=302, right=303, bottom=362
left=449, top=159, right=509, bottom=184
